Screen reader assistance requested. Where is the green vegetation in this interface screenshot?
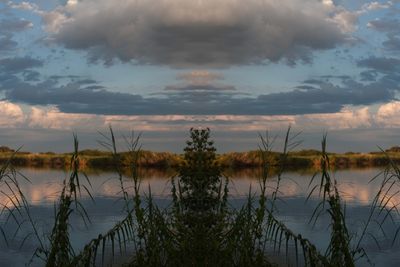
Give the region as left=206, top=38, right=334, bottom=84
left=218, top=148, right=400, bottom=169
left=0, top=146, right=15, bottom=153
left=0, top=128, right=399, bottom=266
left=0, top=148, right=182, bottom=169
left=3, top=144, right=400, bottom=171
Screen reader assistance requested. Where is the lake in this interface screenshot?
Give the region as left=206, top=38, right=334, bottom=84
left=0, top=167, right=399, bottom=266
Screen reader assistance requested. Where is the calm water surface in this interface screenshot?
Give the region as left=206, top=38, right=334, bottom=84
left=0, top=167, right=399, bottom=266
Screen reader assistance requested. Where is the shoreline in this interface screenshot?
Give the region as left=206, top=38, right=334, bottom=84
left=1, top=149, right=399, bottom=171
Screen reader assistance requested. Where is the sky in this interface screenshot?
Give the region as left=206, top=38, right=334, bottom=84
left=0, top=0, right=400, bottom=153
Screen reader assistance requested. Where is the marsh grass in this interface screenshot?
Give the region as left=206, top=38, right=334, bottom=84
left=0, top=148, right=48, bottom=261
left=0, top=127, right=399, bottom=266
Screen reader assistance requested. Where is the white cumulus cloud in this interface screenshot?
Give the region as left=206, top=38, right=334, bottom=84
left=0, top=101, right=25, bottom=127
left=375, top=101, right=400, bottom=127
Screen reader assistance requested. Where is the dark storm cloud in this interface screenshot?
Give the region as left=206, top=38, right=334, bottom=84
left=368, top=19, right=400, bottom=34
left=44, top=0, right=353, bottom=67
left=360, top=70, right=378, bottom=82
left=383, top=35, right=400, bottom=51
left=0, top=36, right=17, bottom=51
left=83, top=85, right=106, bottom=90
left=368, top=18, right=400, bottom=52
left=2, top=73, right=399, bottom=116
left=0, top=19, right=32, bottom=32
left=2, top=53, right=399, bottom=116
left=5, top=80, right=148, bottom=114
left=357, top=57, right=400, bottom=73
left=256, top=78, right=396, bottom=115
left=0, top=57, right=43, bottom=74
left=2, top=78, right=242, bottom=115
left=74, top=79, right=98, bottom=85
left=295, top=85, right=317, bottom=90
left=0, top=57, right=44, bottom=89
left=0, top=18, right=32, bottom=51
left=319, top=75, right=351, bottom=80
left=22, top=70, right=41, bottom=82
left=303, top=79, right=326, bottom=85
left=49, top=75, right=85, bottom=81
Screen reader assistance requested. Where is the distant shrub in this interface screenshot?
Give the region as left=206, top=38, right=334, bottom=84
left=385, top=146, right=400, bottom=153
left=79, top=149, right=110, bottom=156
left=370, top=151, right=383, bottom=155
left=344, top=151, right=359, bottom=155
left=0, top=146, right=14, bottom=153
left=40, top=151, right=56, bottom=155
left=290, top=149, right=321, bottom=156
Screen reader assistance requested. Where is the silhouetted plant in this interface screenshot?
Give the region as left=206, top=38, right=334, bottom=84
left=169, top=128, right=229, bottom=266
left=42, top=135, right=93, bottom=267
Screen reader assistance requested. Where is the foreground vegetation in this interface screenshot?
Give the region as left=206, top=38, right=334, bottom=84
left=0, top=128, right=399, bottom=266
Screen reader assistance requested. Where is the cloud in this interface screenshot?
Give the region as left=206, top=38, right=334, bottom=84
left=3, top=79, right=147, bottom=113
left=2, top=98, right=400, bottom=154
left=360, top=70, right=379, bottom=82
left=367, top=19, right=400, bottom=33
left=0, top=57, right=43, bottom=74
left=362, top=1, right=392, bottom=11
left=0, top=53, right=398, bottom=117
left=357, top=57, right=400, bottom=73
left=0, top=101, right=25, bottom=127
left=0, top=100, right=363, bottom=131
left=383, top=35, right=400, bottom=51
left=367, top=18, right=400, bottom=52
left=164, top=84, right=235, bottom=92
left=166, top=71, right=234, bottom=91
left=0, top=37, right=18, bottom=51
left=176, top=71, right=224, bottom=84
left=375, top=101, right=400, bottom=127
left=252, top=78, right=395, bottom=115
left=41, top=0, right=354, bottom=67
left=0, top=99, right=396, bottom=134
left=28, top=106, right=103, bottom=130
left=0, top=19, right=33, bottom=32
left=296, top=107, right=372, bottom=129
left=0, top=57, right=44, bottom=89
left=7, top=1, right=41, bottom=12
left=0, top=17, right=33, bottom=51
left=3, top=73, right=398, bottom=116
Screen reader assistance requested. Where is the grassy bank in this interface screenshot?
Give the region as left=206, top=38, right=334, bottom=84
left=218, top=149, right=400, bottom=169
left=0, top=149, right=183, bottom=169
left=1, top=146, right=400, bottom=170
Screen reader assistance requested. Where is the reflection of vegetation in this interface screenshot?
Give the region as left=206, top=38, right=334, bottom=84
left=1, top=128, right=400, bottom=266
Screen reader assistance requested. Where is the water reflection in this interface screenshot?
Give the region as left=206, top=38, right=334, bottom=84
left=226, top=167, right=395, bottom=205
left=0, top=168, right=177, bottom=206
left=0, top=167, right=399, bottom=266
left=4, top=167, right=392, bottom=206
